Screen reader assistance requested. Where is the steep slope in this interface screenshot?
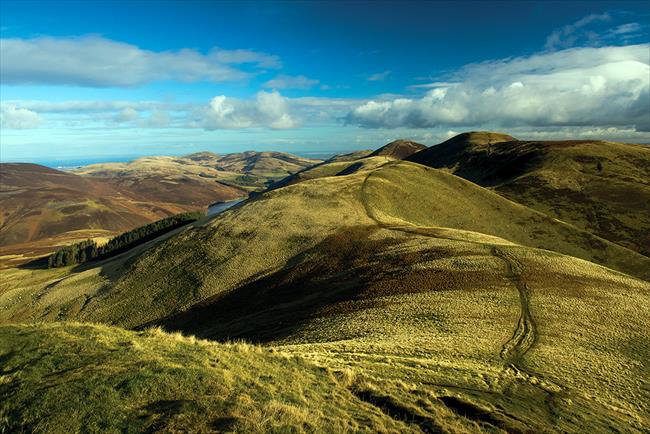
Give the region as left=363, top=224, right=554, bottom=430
left=407, top=132, right=650, bottom=256
left=369, top=139, right=426, bottom=159
left=2, top=159, right=648, bottom=431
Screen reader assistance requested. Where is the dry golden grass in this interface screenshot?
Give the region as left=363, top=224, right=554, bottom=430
left=0, top=322, right=417, bottom=433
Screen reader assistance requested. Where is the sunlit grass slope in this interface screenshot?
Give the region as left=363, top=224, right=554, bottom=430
left=0, top=322, right=414, bottom=433
left=408, top=132, right=650, bottom=256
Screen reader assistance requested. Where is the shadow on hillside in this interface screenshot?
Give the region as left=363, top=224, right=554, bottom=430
left=151, top=225, right=454, bottom=343
left=18, top=256, right=49, bottom=270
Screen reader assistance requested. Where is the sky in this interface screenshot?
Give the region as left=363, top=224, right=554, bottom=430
left=1, top=0, right=649, bottom=162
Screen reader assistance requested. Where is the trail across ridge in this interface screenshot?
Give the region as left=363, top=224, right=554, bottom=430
left=491, top=247, right=537, bottom=367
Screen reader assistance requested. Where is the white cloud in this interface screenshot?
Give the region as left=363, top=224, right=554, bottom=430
left=200, top=90, right=298, bottom=130
left=139, top=110, right=171, bottom=128
left=114, top=107, right=139, bottom=123
left=346, top=45, right=650, bottom=132
left=0, top=105, right=44, bottom=129
left=368, top=70, right=391, bottom=81
left=0, top=36, right=281, bottom=87
left=0, top=100, right=171, bottom=113
left=263, top=74, right=320, bottom=89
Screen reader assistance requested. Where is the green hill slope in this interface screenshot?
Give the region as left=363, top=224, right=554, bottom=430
left=268, top=139, right=424, bottom=191
left=407, top=132, right=650, bottom=256
left=0, top=322, right=412, bottom=433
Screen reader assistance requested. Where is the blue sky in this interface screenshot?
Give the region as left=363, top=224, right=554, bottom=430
left=1, top=0, right=649, bottom=161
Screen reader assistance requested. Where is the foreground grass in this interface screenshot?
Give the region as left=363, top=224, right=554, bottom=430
left=0, top=322, right=414, bottom=433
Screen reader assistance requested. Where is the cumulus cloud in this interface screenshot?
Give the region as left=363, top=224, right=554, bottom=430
left=368, top=70, right=391, bottom=81
left=0, top=36, right=281, bottom=87
left=0, top=105, right=44, bottom=129
left=200, top=90, right=298, bottom=130
left=346, top=45, right=650, bottom=132
left=263, top=74, right=320, bottom=89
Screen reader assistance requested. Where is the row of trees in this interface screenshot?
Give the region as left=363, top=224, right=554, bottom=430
left=47, top=211, right=204, bottom=268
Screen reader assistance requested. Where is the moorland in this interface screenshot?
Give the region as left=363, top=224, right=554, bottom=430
left=1, top=132, right=649, bottom=432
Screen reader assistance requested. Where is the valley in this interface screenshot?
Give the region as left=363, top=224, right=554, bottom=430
left=0, top=151, right=319, bottom=267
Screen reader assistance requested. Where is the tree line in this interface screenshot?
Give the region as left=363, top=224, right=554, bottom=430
left=47, top=211, right=204, bottom=268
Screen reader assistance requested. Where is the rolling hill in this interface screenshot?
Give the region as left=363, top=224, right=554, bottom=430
left=73, top=151, right=321, bottom=192
left=0, top=151, right=319, bottom=267
left=0, top=163, right=195, bottom=266
left=368, top=139, right=426, bottom=159
left=267, top=139, right=422, bottom=191
left=2, top=154, right=648, bottom=432
left=407, top=131, right=650, bottom=256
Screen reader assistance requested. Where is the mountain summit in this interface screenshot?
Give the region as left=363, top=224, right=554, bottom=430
left=369, top=139, right=427, bottom=159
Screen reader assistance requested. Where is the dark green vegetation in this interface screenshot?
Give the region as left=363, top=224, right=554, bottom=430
left=1, top=132, right=649, bottom=433
left=46, top=211, right=204, bottom=268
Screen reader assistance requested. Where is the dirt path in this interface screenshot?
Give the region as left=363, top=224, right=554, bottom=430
left=491, top=247, right=537, bottom=367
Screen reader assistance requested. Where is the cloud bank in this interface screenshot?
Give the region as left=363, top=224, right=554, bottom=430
left=263, top=74, right=320, bottom=89
left=199, top=91, right=298, bottom=130
left=347, top=45, right=650, bottom=132
left=0, top=105, right=44, bottom=129
left=0, top=36, right=281, bottom=87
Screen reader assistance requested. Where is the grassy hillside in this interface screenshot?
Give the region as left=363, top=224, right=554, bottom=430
left=268, top=155, right=391, bottom=190
left=268, top=139, right=423, bottom=191
left=1, top=152, right=318, bottom=267
left=73, top=151, right=321, bottom=192
left=369, top=139, right=426, bottom=159
left=2, top=157, right=649, bottom=431
left=407, top=132, right=650, bottom=256
left=0, top=322, right=412, bottom=433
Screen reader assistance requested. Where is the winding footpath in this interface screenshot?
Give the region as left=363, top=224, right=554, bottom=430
left=491, top=247, right=537, bottom=369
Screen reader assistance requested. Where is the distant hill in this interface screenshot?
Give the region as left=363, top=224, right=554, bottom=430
left=369, top=139, right=426, bottom=159
left=73, top=151, right=321, bottom=192
left=268, top=140, right=424, bottom=191
left=0, top=163, right=188, bottom=259
left=407, top=131, right=650, bottom=255
left=0, top=151, right=319, bottom=266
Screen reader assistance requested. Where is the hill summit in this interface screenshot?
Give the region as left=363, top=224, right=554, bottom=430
left=408, top=131, right=516, bottom=165
left=369, top=139, right=426, bottom=159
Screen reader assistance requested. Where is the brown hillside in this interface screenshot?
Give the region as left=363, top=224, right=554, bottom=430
left=0, top=163, right=189, bottom=249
